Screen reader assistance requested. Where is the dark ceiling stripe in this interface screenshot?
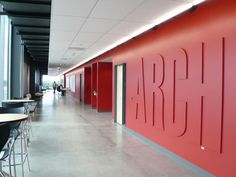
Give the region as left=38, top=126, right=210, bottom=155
left=28, top=49, right=49, bottom=52
left=18, top=32, right=49, bottom=36
left=0, top=11, right=50, bottom=19
left=14, top=24, right=50, bottom=29
left=22, top=38, right=49, bottom=41
left=0, top=0, right=51, bottom=5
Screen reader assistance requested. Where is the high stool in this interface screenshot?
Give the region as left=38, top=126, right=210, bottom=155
left=0, top=123, right=16, bottom=177
left=1, top=103, right=30, bottom=177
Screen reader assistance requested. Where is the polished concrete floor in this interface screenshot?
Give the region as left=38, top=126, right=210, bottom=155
left=22, top=91, right=206, bottom=177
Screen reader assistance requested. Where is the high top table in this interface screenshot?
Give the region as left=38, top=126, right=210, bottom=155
left=0, top=113, right=28, bottom=123
left=2, top=99, right=35, bottom=113
left=2, top=99, right=34, bottom=103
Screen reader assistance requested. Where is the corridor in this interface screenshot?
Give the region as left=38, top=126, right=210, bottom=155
left=26, top=91, right=205, bottom=177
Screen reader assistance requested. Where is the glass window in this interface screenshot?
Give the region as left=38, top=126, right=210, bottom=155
left=0, top=15, right=11, bottom=102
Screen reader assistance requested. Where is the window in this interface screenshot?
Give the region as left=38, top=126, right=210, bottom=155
left=69, top=75, right=75, bottom=92
left=0, top=15, right=11, bottom=102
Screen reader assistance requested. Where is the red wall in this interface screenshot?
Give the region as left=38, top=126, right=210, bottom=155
left=84, top=67, right=91, bottom=104
left=91, top=63, right=97, bottom=108
left=64, top=0, right=236, bottom=176
left=111, top=1, right=236, bottom=176
left=97, top=62, right=112, bottom=111
left=65, top=70, right=83, bottom=99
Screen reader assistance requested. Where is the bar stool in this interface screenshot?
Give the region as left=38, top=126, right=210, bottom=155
left=0, top=123, right=15, bottom=177
left=27, top=102, right=37, bottom=138
left=1, top=103, right=30, bottom=177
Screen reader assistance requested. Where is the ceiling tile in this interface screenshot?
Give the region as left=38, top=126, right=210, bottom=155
left=98, top=33, right=125, bottom=43
left=73, top=32, right=103, bottom=43
left=80, top=18, right=119, bottom=33
left=109, top=21, right=149, bottom=35
left=64, top=50, right=85, bottom=58
left=170, top=0, right=193, bottom=2
left=71, top=32, right=103, bottom=48
left=51, top=15, right=86, bottom=32
left=89, top=40, right=114, bottom=51
left=90, top=0, right=144, bottom=20
left=50, top=30, right=77, bottom=43
left=52, top=0, right=97, bottom=17
left=126, top=0, right=186, bottom=23
left=70, top=41, right=93, bottom=49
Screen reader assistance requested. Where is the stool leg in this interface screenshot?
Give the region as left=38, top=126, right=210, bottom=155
left=0, top=171, right=5, bottom=177
left=9, top=145, right=12, bottom=177
left=21, top=132, right=24, bottom=177
left=13, top=145, right=17, bottom=177
left=23, top=133, right=30, bottom=172
left=0, top=162, right=5, bottom=177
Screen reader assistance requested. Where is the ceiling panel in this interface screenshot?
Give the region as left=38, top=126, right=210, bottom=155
left=90, top=0, right=144, bottom=20
left=125, top=0, right=187, bottom=23
left=64, top=49, right=85, bottom=59
left=97, top=33, right=125, bottom=43
left=73, top=32, right=103, bottom=42
left=50, top=30, right=77, bottom=43
left=70, top=41, right=93, bottom=49
left=71, top=32, right=103, bottom=48
left=51, top=0, right=97, bottom=17
left=109, top=21, right=149, bottom=35
left=80, top=18, right=119, bottom=33
left=49, top=45, right=68, bottom=56
left=51, top=15, right=85, bottom=32
left=171, top=0, right=193, bottom=2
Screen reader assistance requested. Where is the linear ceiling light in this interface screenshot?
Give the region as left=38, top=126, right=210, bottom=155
left=60, top=0, right=206, bottom=75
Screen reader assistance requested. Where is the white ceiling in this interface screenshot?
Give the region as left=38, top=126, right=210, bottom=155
left=49, top=0, right=203, bottom=75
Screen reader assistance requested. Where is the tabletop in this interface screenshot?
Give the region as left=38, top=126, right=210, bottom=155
left=2, top=99, right=35, bottom=103
left=0, top=114, right=28, bottom=123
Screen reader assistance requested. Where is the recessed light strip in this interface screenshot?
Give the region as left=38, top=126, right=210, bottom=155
left=60, top=0, right=206, bottom=76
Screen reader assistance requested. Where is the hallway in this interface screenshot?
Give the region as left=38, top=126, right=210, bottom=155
left=27, top=92, right=205, bottom=177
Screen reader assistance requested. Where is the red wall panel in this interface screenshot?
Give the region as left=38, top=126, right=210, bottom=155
left=65, top=0, right=236, bottom=176
left=91, top=63, right=97, bottom=108
left=84, top=67, right=91, bottom=104
left=97, top=62, right=112, bottom=111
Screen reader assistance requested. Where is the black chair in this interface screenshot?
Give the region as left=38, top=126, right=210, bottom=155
left=57, top=85, right=61, bottom=92
left=13, top=97, right=24, bottom=100
left=1, top=102, right=26, bottom=133
left=1, top=102, right=25, bottom=114
left=0, top=123, right=10, bottom=152
left=1, top=103, right=25, bottom=131
left=27, top=102, right=37, bottom=137
left=0, top=123, right=11, bottom=177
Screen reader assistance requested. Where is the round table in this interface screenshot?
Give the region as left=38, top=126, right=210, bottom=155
left=0, top=114, right=28, bottom=123
left=2, top=99, right=35, bottom=114
left=2, top=99, right=35, bottom=103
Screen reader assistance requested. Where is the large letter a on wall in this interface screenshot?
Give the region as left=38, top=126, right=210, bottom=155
left=129, top=58, right=147, bottom=124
